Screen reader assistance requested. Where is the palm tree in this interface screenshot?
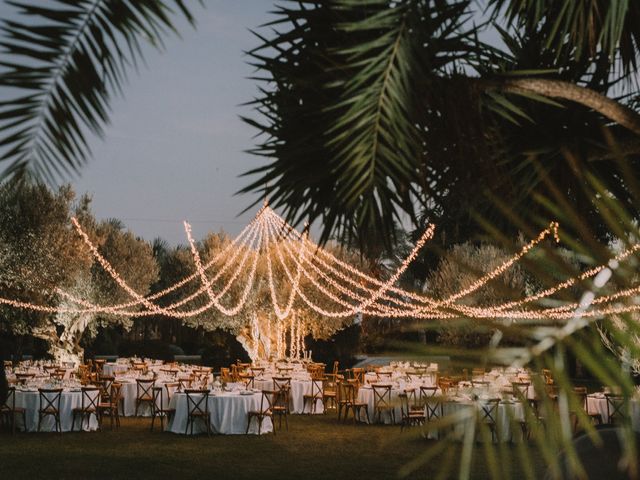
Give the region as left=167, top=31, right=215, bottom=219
left=241, top=0, right=640, bottom=247
left=0, top=0, right=199, bottom=183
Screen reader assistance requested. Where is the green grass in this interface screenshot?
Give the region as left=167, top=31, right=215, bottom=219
left=0, top=414, right=545, bottom=479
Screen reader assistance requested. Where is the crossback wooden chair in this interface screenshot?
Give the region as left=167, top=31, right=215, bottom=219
left=177, top=377, right=192, bottom=391
left=38, top=388, right=62, bottom=433
left=322, top=376, right=338, bottom=413
left=471, top=368, right=486, bottom=379
left=605, top=394, right=627, bottom=424
left=271, top=377, right=291, bottom=430
left=246, top=390, right=275, bottom=435
left=239, top=373, right=255, bottom=390
left=249, top=366, right=265, bottom=376
left=98, top=382, right=122, bottom=429
left=376, top=371, right=393, bottom=382
left=332, top=361, right=339, bottom=376
left=399, top=390, right=425, bottom=432
left=372, top=384, right=395, bottom=424
left=151, top=386, right=175, bottom=432
left=135, top=379, right=155, bottom=416
left=338, top=381, right=370, bottom=424
left=479, top=398, right=500, bottom=443
left=230, top=364, right=241, bottom=382
left=164, top=382, right=180, bottom=402
left=512, top=381, right=530, bottom=398
left=94, top=359, right=106, bottom=375
left=303, top=379, right=324, bottom=414
left=15, top=372, right=35, bottom=385
left=50, top=369, right=66, bottom=380
left=71, top=387, right=100, bottom=432
left=471, top=379, right=490, bottom=389
left=1, top=386, right=26, bottom=434
left=349, top=368, right=364, bottom=386
left=99, top=376, right=115, bottom=403
left=420, top=386, right=442, bottom=422
left=184, top=389, right=211, bottom=436
left=220, top=368, right=232, bottom=383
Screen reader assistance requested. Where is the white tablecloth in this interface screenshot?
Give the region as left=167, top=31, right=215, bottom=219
left=587, top=395, right=640, bottom=430
left=13, top=389, right=100, bottom=432
left=103, top=363, right=130, bottom=377
left=167, top=391, right=273, bottom=435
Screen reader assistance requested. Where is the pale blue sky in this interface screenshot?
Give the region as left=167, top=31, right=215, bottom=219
left=0, top=1, right=273, bottom=244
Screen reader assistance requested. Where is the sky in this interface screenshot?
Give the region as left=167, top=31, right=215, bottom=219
left=0, top=0, right=274, bottom=244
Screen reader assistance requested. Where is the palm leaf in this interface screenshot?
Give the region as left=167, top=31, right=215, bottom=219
left=0, top=0, right=198, bottom=184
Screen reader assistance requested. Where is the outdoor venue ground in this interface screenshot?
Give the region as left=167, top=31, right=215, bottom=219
left=0, top=414, right=545, bottom=480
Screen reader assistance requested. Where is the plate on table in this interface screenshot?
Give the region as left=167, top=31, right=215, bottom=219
left=240, top=390, right=254, bottom=396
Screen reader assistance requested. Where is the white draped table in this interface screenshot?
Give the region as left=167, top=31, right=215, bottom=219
left=167, top=390, right=273, bottom=435
left=587, top=394, right=640, bottom=430
left=253, top=378, right=324, bottom=414
left=13, top=388, right=100, bottom=432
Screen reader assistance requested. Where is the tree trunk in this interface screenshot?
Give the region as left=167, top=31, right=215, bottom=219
left=484, top=78, right=640, bottom=137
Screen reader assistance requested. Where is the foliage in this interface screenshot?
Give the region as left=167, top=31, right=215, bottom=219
left=0, top=0, right=199, bottom=183
left=242, top=0, right=640, bottom=250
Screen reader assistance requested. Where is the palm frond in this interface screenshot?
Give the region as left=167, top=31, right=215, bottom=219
left=0, top=0, right=198, bottom=184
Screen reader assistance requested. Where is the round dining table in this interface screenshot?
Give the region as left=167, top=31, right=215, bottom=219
left=167, top=389, right=273, bottom=435
left=13, top=387, right=100, bottom=432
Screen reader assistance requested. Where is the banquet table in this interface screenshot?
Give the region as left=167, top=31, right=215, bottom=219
left=586, top=394, right=640, bottom=430
left=167, top=390, right=273, bottom=435
left=103, top=363, right=130, bottom=377
left=253, top=378, right=324, bottom=414
left=13, top=388, right=100, bottom=432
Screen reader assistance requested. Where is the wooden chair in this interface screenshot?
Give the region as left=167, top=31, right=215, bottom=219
left=94, top=359, right=106, bottom=374
left=303, top=379, right=324, bottom=414
left=471, top=379, right=490, bottom=389
left=99, top=376, right=115, bottom=403
left=249, top=366, right=265, bottom=376
left=246, top=390, right=275, bottom=435
left=420, top=386, right=443, bottom=437
left=98, top=382, right=122, bottom=429
left=512, top=381, right=530, bottom=398
left=15, top=372, right=35, bottom=385
left=164, top=382, right=180, bottom=402
left=471, top=368, right=486, bottom=379
left=322, top=376, right=338, bottom=413
left=135, top=379, right=155, bottom=416
left=332, top=361, right=339, bottom=377
left=372, top=384, right=395, bottom=424
left=339, top=381, right=369, bottom=424
left=376, top=371, right=393, bottom=383
left=184, top=389, right=211, bottom=436
left=50, top=369, right=66, bottom=381
left=71, top=387, right=100, bottom=432
left=151, top=386, right=175, bottom=432
left=479, top=398, right=500, bottom=443
left=1, top=386, right=26, bottom=434
left=272, top=377, right=291, bottom=430
left=38, top=388, right=62, bottom=433
left=349, top=368, right=364, bottom=386
left=239, top=373, right=255, bottom=390
left=399, top=390, right=425, bottom=432
left=605, top=394, right=627, bottom=424
left=220, top=368, right=232, bottom=383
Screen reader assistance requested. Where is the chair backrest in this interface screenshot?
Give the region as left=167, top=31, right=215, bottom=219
left=573, top=386, right=588, bottom=411
left=152, top=386, right=164, bottom=411
left=339, top=381, right=357, bottom=404
left=323, top=376, right=337, bottom=394
left=472, top=368, right=485, bottom=378
left=372, top=384, right=392, bottom=410
left=258, top=390, right=275, bottom=414
left=164, top=382, right=180, bottom=400
left=220, top=368, right=232, bottom=383
left=273, top=377, right=291, bottom=394
left=541, top=368, right=553, bottom=384
left=605, top=394, right=627, bottom=422
left=512, top=381, right=530, bottom=398
left=15, top=372, right=34, bottom=384
left=136, top=379, right=155, bottom=399
left=471, top=379, right=490, bottom=389
left=110, top=382, right=123, bottom=405
left=249, top=366, right=265, bottom=376
left=100, top=376, right=115, bottom=400
left=239, top=373, right=255, bottom=390
left=81, top=387, right=100, bottom=412
left=38, top=388, right=62, bottom=412
left=310, top=379, right=323, bottom=399
left=332, top=361, right=339, bottom=376
left=184, top=389, right=209, bottom=417
left=404, top=388, right=419, bottom=410
left=350, top=368, right=364, bottom=385
left=376, top=372, right=392, bottom=382
left=480, top=398, right=500, bottom=424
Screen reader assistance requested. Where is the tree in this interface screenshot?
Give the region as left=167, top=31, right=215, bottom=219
left=241, top=0, right=640, bottom=248
left=0, top=182, right=159, bottom=364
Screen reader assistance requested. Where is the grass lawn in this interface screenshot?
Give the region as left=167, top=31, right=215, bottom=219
left=0, top=414, right=545, bottom=479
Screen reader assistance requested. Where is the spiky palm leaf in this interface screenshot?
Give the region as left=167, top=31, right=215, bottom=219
left=0, top=0, right=198, bottom=183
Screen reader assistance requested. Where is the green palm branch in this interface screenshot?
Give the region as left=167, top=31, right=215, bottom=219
left=0, top=0, right=198, bottom=183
